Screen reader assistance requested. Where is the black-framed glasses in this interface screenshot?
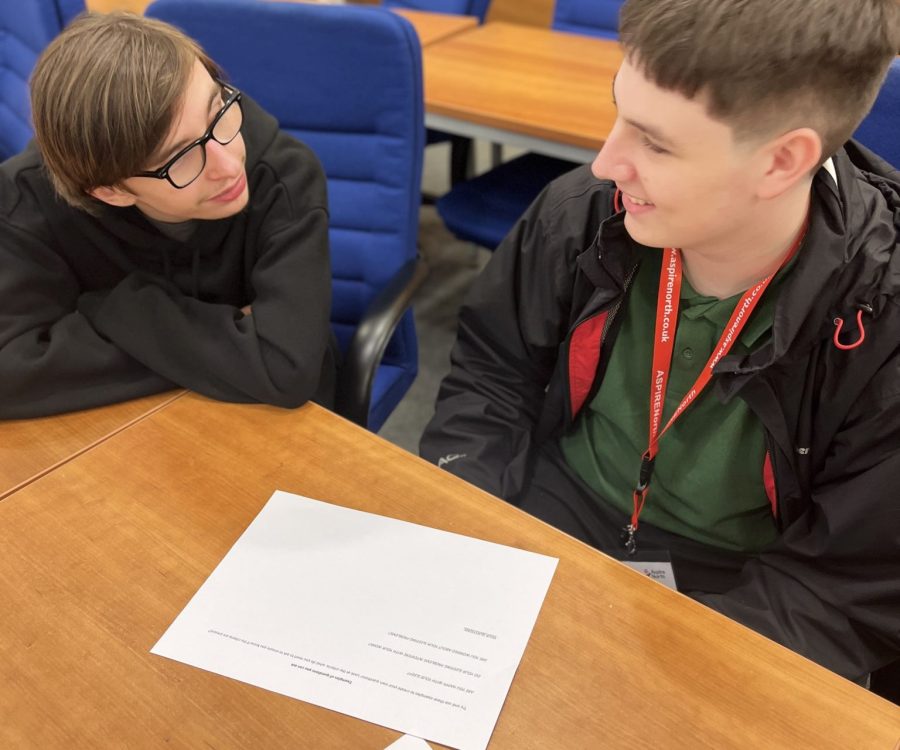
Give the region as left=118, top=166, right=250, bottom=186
left=136, top=83, right=243, bottom=189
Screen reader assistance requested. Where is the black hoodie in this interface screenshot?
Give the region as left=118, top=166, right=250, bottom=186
left=0, top=96, right=336, bottom=419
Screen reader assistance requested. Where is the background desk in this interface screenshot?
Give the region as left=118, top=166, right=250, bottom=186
left=0, top=390, right=182, bottom=501
left=423, top=22, right=621, bottom=162
left=392, top=8, right=477, bottom=46
left=2, top=394, right=898, bottom=748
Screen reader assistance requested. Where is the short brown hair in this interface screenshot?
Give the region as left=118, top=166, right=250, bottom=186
left=619, top=0, right=900, bottom=162
left=31, top=12, right=221, bottom=212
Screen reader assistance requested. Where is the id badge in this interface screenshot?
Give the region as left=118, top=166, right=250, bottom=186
left=618, top=550, right=678, bottom=591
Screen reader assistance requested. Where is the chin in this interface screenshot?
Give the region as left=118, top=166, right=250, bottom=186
left=623, top=213, right=668, bottom=249
left=204, top=189, right=249, bottom=220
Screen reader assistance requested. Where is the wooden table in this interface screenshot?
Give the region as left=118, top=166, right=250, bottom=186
left=0, top=390, right=183, bottom=501
left=2, top=393, right=898, bottom=748
left=423, top=22, right=622, bottom=162
left=392, top=8, right=478, bottom=47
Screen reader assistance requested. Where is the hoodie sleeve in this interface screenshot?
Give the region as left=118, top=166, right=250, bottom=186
left=74, top=144, right=334, bottom=410
left=0, top=219, right=175, bottom=419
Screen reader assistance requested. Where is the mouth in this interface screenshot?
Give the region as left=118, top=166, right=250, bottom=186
left=209, top=173, right=247, bottom=203
left=620, top=190, right=655, bottom=214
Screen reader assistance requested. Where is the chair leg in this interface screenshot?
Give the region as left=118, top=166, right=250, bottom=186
left=450, top=136, right=473, bottom=185
left=491, top=142, right=503, bottom=167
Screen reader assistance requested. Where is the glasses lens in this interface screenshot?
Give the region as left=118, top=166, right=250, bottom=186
left=168, top=143, right=206, bottom=188
left=212, top=99, right=243, bottom=146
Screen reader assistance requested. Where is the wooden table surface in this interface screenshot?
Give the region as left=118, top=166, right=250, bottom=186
left=0, top=390, right=183, bottom=501
left=2, top=393, right=897, bottom=748
left=392, top=8, right=478, bottom=47
left=423, top=22, right=621, bottom=161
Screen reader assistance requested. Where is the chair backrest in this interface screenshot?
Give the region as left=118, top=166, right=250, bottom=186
left=57, top=0, right=85, bottom=25
left=146, top=0, right=424, bottom=416
left=853, top=58, right=900, bottom=169
left=552, top=0, right=622, bottom=39
left=0, top=0, right=83, bottom=160
left=383, top=0, right=491, bottom=24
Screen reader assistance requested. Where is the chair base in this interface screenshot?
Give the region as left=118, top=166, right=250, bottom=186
left=436, top=153, right=579, bottom=250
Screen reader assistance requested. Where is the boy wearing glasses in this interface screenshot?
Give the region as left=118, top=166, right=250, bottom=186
left=0, top=12, right=336, bottom=418
left=422, top=0, right=900, bottom=683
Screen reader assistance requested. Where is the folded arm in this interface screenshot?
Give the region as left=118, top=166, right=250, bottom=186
left=76, top=207, right=333, bottom=409
left=0, top=222, right=173, bottom=419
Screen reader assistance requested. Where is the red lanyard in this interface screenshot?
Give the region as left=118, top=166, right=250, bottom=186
left=622, top=220, right=808, bottom=555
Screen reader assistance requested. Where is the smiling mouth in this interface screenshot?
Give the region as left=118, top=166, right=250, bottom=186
left=625, top=192, right=654, bottom=206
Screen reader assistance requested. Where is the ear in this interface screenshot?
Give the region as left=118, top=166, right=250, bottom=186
left=89, top=184, right=138, bottom=208
left=756, top=128, right=822, bottom=200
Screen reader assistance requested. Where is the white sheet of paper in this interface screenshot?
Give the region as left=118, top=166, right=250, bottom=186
left=152, top=491, right=558, bottom=750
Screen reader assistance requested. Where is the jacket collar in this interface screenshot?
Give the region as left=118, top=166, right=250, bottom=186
left=719, top=145, right=899, bottom=376
left=576, top=208, right=639, bottom=289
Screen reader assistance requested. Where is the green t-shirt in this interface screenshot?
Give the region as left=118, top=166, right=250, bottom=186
left=560, top=246, right=789, bottom=552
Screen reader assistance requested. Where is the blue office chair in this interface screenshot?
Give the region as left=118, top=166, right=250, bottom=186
left=435, top=0, right=622, bottom=250
left=853, top=57, right=900, bottom=168
left=553, top=0, right=622, bottom=39
left=0, top=0, right=84, bottom=161
left=146, top=0, right=426, bottom=431
left=56, top=0, right=84, bottom=25
left=384, top=0, right=493, bottom=186
left=383, top=0, right=491, bottom=23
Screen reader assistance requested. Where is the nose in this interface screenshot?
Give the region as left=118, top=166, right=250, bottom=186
left=204, top=137, right=242, bottom=181
left=591, top=120, right=636, bottom=184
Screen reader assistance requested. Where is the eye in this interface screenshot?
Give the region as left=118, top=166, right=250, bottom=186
left=641, top=135, right=668, bottom=155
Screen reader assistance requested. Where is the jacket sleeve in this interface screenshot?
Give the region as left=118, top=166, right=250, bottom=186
left=76, top=200, right=333, bottom=409
left=419, top=186, right=584, bottom=500
left=0, top=220, right=174, bottom=419
left=694, top=352, right=900, bottom=681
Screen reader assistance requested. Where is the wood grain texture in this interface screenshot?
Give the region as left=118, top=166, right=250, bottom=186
left=0, top=391, right=184, bottom=500
left=392, top=9, right=477, bottom=47
left=2, top=394, right=898, bottom=748
left=423, top=22, right=620, bottom=150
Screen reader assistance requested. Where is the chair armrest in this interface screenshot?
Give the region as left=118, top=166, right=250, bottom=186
left=335, top=257, right=429, bottom=427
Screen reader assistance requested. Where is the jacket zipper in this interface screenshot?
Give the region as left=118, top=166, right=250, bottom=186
left=599, top=261, right=639, bottom=340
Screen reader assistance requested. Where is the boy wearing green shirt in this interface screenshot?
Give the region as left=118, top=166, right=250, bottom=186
left=421, top=0, right=900, bottom=684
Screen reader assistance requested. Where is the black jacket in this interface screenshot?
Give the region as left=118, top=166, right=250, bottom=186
left=421, top=143, right=900, bottom=681
left=0, top=96, right=336, bottom=418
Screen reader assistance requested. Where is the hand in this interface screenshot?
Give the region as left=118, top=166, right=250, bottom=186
left=240, top=304, right=253, bottom=316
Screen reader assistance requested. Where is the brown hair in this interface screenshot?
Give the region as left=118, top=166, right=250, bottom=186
left=619, top=0, right=900, bottom=162
left=31, top=12, right=221, bottom=212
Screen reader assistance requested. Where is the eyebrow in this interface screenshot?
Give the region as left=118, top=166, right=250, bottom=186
left=158, top=82, right=223, bottom=162
left=610, top=72, right=677, bottom=149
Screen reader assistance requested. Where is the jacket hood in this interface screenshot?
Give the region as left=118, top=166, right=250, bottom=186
left=720, top=141, right=900, bottom=375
